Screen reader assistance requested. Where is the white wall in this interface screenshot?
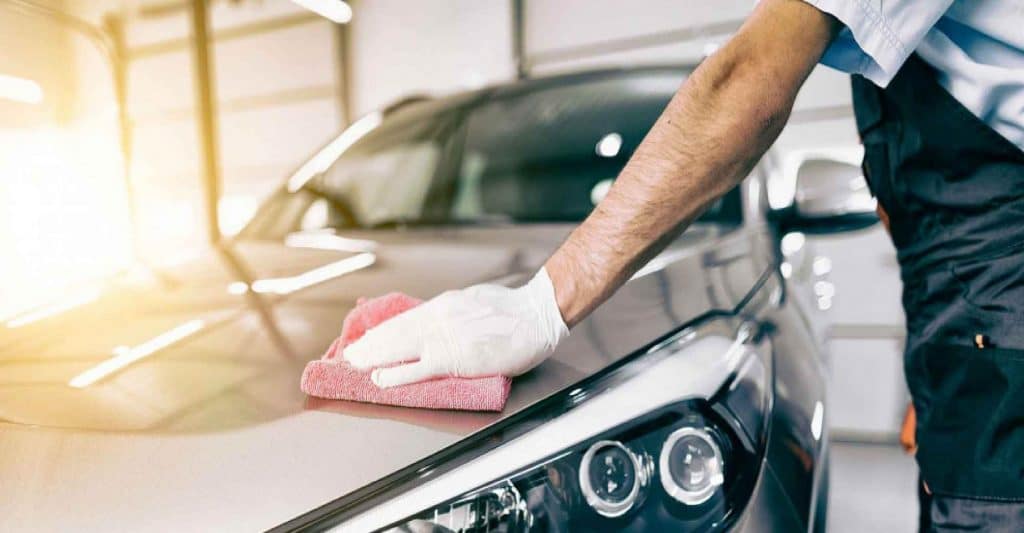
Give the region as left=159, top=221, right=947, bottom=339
left=526, top=0, right=748, bottom=48
left=348, top=0, right=514, bottom=115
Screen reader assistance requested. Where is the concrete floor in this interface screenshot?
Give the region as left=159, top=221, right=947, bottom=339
left=827, top=441, right=920, bottom=532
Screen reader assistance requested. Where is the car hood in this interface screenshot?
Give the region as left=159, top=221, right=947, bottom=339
left=0, top=224, right=769, bottom=532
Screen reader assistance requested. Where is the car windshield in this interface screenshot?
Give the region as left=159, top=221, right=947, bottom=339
left=240, top=69, right=741, bottom=240
left=452, top=71, right=690, bottom=223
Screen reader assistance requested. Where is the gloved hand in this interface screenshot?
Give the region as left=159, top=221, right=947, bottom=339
left=343, top=267, right=569, bottom=388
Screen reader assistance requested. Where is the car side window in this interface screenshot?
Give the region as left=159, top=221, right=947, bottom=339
left=310, top=110, right=448, bottom=228
left=239, top=105, right=454, bottom=239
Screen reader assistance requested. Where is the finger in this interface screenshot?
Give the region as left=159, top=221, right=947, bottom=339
left=371, top=361, right=444, bottom=388
left=342, top=310, right=424, bottom=369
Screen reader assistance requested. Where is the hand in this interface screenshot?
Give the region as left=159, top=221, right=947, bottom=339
left=343, top=268, right=569, bottom=388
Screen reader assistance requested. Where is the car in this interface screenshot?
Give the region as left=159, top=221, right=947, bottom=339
left=0, top=66, right=876, bottom=532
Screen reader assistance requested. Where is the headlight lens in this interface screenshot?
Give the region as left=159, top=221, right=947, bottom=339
left=660, top=426, right=726, bottom=506
left=331, top=319, right=771, bottom=532
left=579, top=440, right=653, bottom=517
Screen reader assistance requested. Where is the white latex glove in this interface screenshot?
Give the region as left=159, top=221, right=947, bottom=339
left=343, top=267, right=569, bottom=388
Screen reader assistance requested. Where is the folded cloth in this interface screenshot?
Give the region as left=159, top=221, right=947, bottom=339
left=300, top=293, right=511, bottom=412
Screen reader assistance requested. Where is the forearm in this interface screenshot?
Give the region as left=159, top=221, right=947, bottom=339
left=545, top=0, right=838, bottom=327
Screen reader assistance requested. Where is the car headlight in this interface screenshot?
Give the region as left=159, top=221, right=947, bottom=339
left=323, top=317, right=771, bottom=532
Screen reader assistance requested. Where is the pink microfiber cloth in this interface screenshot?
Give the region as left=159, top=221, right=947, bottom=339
left=300, top=293, right=512, bottom=412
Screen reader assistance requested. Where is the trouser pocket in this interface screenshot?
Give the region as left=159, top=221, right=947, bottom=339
left=948, top=245, right=1024, bottom=350
left=929, top=494, right=1024, bottom=532
left=911, top=342, right=1024, bottom=500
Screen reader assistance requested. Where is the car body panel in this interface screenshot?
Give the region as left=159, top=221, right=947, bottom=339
left=279, top=231, right=830, bottom=532
left=0, top=223, right=785, bottom=532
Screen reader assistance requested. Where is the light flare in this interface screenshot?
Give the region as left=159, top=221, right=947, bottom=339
left=0, top=124, right=131, bottom=318
left=4, top=288, right=102, bottom=328
left=250, top=252, right=376, bottom=295
left=287, top=112, right=382, bottom=192
left=811, top=401, right=825, bottom=441
left=284, top=231, right=378, bottom=252
left=0, top=73, right=43, bottom=104
left=289, top=0, right=352, bottom=23
left=68, top=319, right=207, bottom=388
left=595, top=132, right=622, bottom=158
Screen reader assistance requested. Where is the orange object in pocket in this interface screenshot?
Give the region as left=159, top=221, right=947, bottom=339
left=900, top=403, right=917, bottom=454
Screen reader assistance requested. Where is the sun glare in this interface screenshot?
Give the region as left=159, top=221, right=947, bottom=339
left=0, top=124, right=132, bottom=317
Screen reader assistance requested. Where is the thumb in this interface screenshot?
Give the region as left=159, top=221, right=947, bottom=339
left=371, top=361, right=445, bottom=388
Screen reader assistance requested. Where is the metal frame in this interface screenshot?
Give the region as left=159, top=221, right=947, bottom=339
left=188, top=0, right=223, bottom=245
left=511, top=0, right=527, bottom=79
left=0, top=0, right=221, bottom=252
left=1, top=0, right=354, bottom=251
left=129, top=0, right=355, bottom=243
left=1, top=0, right=115, bottom=61
left=130, top=12, right=322, bottom=58
left=335, top=12, right=354, bottom=125
left=102, top=15, right=143, bottom=263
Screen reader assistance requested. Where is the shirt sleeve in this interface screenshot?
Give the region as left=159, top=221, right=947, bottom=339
left=804, top=0, right=954, bottom=87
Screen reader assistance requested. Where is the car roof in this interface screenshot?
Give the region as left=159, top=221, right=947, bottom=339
left=384, top=64, right=698, bottom=118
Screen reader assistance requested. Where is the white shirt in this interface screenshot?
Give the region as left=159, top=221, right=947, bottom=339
left=805, top=0, right=1024, bottom=149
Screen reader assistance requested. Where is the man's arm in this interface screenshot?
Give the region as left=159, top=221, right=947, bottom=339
left=344, top=0, right=841, bottom=388
left=547, top=0, right=840, bottom=326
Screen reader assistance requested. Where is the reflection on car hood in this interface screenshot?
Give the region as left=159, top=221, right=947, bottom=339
left=0, top=224, right=768, bottom=531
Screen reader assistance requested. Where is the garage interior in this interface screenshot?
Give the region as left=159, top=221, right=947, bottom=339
left=2, top=1, right=920, bottom=531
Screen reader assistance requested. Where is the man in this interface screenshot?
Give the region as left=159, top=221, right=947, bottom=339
left=345, top=1, right=1024, bottom=529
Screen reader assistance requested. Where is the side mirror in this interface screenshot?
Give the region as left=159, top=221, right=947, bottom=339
left=772, top=156, right=879, bottom=235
